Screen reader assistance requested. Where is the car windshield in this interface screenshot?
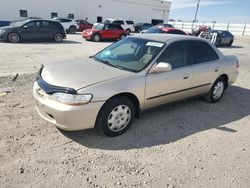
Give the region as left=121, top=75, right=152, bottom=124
left=94, top=37, right=165, bottom=72
left=11, top=19, right=31, bottom=26
left=94, top=23, right=104, bottom=30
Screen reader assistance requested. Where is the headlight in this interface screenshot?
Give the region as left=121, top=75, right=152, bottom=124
left=50, top=93, right=92, bottom=106
left=0, top=30, right=6, bottom=34
left=89, top=31, right=93, bottom=35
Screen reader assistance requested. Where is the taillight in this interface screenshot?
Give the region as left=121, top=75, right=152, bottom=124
left=236, top=60, right=239, bottom=69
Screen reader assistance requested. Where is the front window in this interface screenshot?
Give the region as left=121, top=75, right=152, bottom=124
left=94, top=38, right=165, bottom=72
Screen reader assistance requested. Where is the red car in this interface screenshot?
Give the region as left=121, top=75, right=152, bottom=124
left=76, top=20, right=93, bottom=31
left=82, top=23, right=127, bottom=42
left=144, top=26, right=188, bottom=35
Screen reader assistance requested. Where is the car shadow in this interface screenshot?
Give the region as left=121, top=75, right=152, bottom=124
left=219, top=45, right=243, bottom=49
left=61, top=86, right=250, bottom=150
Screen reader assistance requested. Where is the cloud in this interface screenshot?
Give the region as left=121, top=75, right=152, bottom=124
left=171, top=0, right=233, bottom=9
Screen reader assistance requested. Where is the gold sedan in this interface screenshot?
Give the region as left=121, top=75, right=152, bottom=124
left=33, top=34, right=239, bottom=137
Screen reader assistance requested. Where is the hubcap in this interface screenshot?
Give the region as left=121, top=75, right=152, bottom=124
left=9, top=33, right=19, bottom=43
left=213, top=81, right=224, bottom=100
left=107, top=105, right=131, bottom=132
left=94, top=35, right=100, bottom=41
left=55, top=34, right=62, bottom=42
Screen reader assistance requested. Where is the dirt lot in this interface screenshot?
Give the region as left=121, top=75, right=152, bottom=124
left=0, top=36, right=250, bottom=188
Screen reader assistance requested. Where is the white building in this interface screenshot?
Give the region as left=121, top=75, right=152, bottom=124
left=0, top=0, right=171, bottom=24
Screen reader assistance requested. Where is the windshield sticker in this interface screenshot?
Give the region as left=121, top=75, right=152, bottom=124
left=146, top=42, right=164, bottom=48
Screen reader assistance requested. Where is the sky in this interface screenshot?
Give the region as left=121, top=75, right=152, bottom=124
left=169, top=0, right=250, bottom=23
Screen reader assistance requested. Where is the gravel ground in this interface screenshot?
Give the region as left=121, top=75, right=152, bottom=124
left=0, top=37, right=250, bottom=188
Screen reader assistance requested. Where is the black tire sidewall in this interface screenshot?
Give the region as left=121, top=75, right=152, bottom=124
left=96, top=97, right=135, bottom=137
left=209, top=77, right=226, bottom=103
left=126, top=29, right=131, bottom=35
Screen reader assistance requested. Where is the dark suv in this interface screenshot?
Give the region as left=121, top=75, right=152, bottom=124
left=0, top=19, right=66, bottom=43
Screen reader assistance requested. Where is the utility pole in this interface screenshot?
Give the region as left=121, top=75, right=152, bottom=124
left=194, top=0, right=201, bottom=22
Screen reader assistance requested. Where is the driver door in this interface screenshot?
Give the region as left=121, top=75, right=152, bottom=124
left=20, top=21, right=42, bottom=41
left=145, top=41, right=194, bottom=109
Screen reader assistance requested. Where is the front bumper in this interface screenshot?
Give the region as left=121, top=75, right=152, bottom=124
left=82, top=33, right=92, bottom=40
left=0, top=32, right=7, bottom=41
left=33, top=82, right=105, bottom=131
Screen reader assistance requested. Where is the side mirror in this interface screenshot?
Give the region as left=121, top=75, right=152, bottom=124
left=150, top=62, right=172, bottom=73
left=23, top=25, right=28, bottom=29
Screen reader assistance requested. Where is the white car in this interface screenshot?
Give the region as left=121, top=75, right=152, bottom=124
left=53, top=18, right=78, bottom=34
left=94, top=18, right=135, bottom=34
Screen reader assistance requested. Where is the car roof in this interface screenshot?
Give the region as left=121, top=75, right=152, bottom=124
left=28, top=19, right=60, bottom=23
left=129, top=34, right=199, bottom=43
left=161, top=27, right=180, bottom=31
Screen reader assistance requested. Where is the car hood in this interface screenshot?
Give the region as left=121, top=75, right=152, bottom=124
left=84, top=29, right=100, bottom=32
left=0, top=25, right=18, bottom=30
left=41, top=58, right=131, bottom=90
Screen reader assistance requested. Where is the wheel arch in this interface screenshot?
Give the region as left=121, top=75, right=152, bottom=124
left=219, top=74, right=229, bottom=89
left=98, top=92, right=141, bottom=120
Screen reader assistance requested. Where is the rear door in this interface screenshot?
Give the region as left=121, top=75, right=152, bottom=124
left=40, top=21, right=55, bottom=39
left=186, top=40, right=221, bottom=95
left=145, top=41, right=193, bottom=109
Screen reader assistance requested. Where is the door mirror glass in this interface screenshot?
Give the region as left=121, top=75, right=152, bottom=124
left=150, top=62, right=172, bottom=73
left=23, top=25, right=28, bottom=29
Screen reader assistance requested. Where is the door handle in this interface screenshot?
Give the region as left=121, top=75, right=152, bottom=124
left=183, top=75, right=190, bottom=79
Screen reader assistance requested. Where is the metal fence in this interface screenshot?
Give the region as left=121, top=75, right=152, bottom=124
left=168, top=21, right=250, bottom=36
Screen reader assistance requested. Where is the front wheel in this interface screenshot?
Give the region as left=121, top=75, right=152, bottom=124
left=96, top=97, right=135, bottom=137
left=69, top=26, right=77, bottom=34
left=119, top=34, right=126, bottom=40
left=92, top=34, right=101, bottom=42
left=204, top=77, right=226, bottom=103
left=126, top=29, right=131, bottom=35
left=8, top=33, right=20, bottom=43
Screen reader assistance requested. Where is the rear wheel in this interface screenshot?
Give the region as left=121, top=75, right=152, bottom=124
left=8, top=33, right=20, bottom=43
left=54, top=33, right=63, bottom=42
left=69, top=26, right=77, bottom=34
left=119, top=34, right=126, bottom=40
left=96, top=97, right=135, bottom=137
left=92, top=34, right=101, bottom=42
left=126, top=29, right=131, bottom=35
left=228, top=40, right=233, bottom=47
left=204, top=77, right=226, bottom=103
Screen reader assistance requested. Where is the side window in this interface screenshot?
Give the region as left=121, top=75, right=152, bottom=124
left=24, top=21, right=41, bottom=28
left=112, top=20, right=124, bottom=25
left=188, top=41, right=219, bottom=64
left=126, top=21, right=134, bottom=25
left=158, top=42, right=186, bottom=69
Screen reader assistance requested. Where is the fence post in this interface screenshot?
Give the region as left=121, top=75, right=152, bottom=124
left=242, top=23, right=247, bottom=36
left=226, top=21, right=229, bottom=30
left=212, top=22, right=215, bottom=30
left=182, top=23, right=184, bottom=30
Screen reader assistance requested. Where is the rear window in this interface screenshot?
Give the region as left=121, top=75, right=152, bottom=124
left=187, top=41, right=219, bottom=64
left=126, top=21, right=134, bottom=25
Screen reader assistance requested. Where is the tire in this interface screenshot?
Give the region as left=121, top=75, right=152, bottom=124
left=92, top=34, right=101, bottom=42
left=228, top=40, right=233, bottom=47
left=215, top=39, right=221, bottom=47
left=204, top=77, right=226, bottom=103
left=119, top=34, right=126, bottom=40
left=96, top=96, right=135, bottom=137
left=54, top=33, right=63, bottom=42
left=69, top=26, right=77, bottom=34
left=126, top=29, right=131, bottom=35
left=8, top=32, right=20, bottom=43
